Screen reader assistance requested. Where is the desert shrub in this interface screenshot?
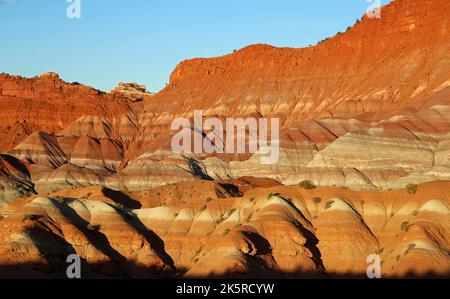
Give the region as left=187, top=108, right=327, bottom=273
left=110, top=203, right=135, bottom=220
left=226, top=208, right=236, bottom=217
left=215, top=215, right=226, bottom=225
left=313, top=197, right=322, bottom=204
left=401, top=221, right=411, bottom=233
left=86, top=224, right=101, bottom=232
left=250, top=183, right=259, bottom=189
left=222, top=229, right=231, bottom=237
left=198, top=205, right=207, bottom=213
left=325, top=200, right=335, bottom=210
left=318, top=37, right=330, bottom=44
left=111, top=203, right=125, bottom=210
left=412, top=210, right=419, bottom=216
left=299, top=180, right=317, bottom=190
left=245, top=212, right=254, bottom=223
left=406, top=184, right=418, bottom=195
left=53, top=197, right=66, bottom=205
left=206, top=197, right=213, bottom=203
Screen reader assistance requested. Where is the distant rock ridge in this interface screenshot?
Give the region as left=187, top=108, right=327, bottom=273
left=143, top=0, right=450, bottom=124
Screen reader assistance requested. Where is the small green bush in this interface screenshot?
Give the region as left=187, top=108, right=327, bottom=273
left=215, top=216, right=226, bottom=225
left=401, top=221, right=411, bottom=233
left=313, top=197, right=322, bottom=204
left=86, top=224, right=101, bottom=232
left=245, top=212, right=254, bottom=223
left=226, top=208, right=236, bottom=217
left=53, top=197, right=66, bottom=205
left=325, top=200, right=335, bottom=210
left=86, top=223, right=101, bottom=232
left=299, top=180, right=317, bottom=190
left=406, top=184, right=418, bottom=195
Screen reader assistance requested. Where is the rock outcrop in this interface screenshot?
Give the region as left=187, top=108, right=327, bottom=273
left=112, top=82, right=154, bottom=103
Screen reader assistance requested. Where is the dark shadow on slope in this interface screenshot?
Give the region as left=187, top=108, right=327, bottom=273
left=109, top=204, right=175, bottom=269
left=52, top=201, right=126, bottom=264
left=275, top=194, right=326, bottom=273
left=216, top=183, right=243, bottom=198
left=24, top=217, right=78, bottom=274
left=239, top=231, right=281, bottom=277
left=184, top=157, right=213, bottom=181
left=101, top=187, right=142, bottom=209
left=0, top=154, right=31, bottom=176
left=0, top=261, right=448, bottom=279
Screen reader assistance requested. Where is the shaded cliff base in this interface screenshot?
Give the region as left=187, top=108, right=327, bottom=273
left=0, top=262, right=448, bottom=279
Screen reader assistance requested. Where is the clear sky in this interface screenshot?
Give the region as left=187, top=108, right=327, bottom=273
left=1, top=0, right=392, bottom=92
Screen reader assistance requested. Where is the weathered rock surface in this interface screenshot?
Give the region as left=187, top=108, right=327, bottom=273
left=0, top=0, right=449, bottom=278
left=112, top=82, right=154, bottom=102
left=0, top=180, right=448, bottom=278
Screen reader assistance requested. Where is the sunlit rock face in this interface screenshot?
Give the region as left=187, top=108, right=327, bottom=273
left=0, top=0, right=450, bottom=278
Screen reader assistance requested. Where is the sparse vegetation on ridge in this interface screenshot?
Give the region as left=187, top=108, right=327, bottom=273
left=299, top=180, right=317, bottom=190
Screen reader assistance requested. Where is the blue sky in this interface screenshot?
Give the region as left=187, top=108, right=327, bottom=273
left=0, top=0, right=391, bottom=92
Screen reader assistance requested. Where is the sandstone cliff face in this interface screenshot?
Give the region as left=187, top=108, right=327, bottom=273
left=0, top=72, right=135, bottom=152
left=139, top=0, right=450, bottom=125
